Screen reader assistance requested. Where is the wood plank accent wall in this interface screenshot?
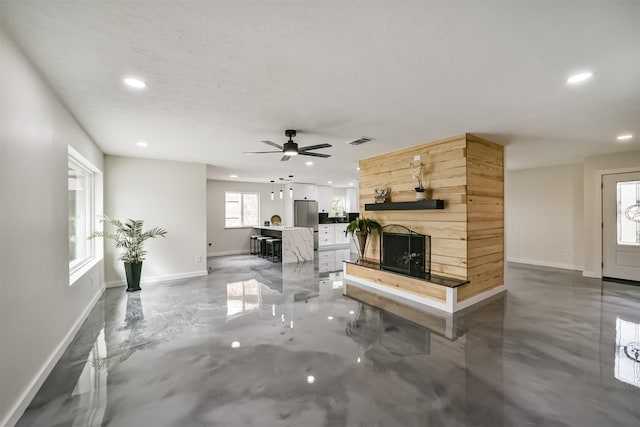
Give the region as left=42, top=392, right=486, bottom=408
left=459, top=134, right=504, bottom=301
left=358, top=133, right=504, bottom=301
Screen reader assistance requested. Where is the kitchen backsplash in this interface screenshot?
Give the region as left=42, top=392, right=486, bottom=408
left=319, top=212, right=359, bottom=224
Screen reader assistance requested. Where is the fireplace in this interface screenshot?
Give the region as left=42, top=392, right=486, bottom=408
left=380, top=225, right=431, bottom=278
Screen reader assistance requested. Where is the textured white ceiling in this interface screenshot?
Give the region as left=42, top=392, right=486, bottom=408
left=1, top=1, right=639, bottom=186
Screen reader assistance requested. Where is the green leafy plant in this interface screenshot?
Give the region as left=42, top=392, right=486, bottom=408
left=89, top=216, right=167, bottom=263
left=345, top=217, right=381, bottom=260
left=345, top=217, right=381, bottom=236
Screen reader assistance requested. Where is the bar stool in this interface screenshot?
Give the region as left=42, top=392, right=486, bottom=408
left=256, top=236, right=269, bottom=257
left=266, top=238, right=282, bottom=263
left=249, top=235, right=260, bottom=255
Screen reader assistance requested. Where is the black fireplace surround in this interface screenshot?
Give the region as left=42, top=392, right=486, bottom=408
left=380, top=225, right=431, bottom=278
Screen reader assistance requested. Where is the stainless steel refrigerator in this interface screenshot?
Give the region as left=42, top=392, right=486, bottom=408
left=294, top=200, right=319, bottom=250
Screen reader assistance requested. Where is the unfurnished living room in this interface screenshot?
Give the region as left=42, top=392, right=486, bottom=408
left=1, top=1, right=640, bottom=426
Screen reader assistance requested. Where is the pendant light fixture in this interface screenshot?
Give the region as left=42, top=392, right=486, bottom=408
left=270, top=180, right=274, bottom=200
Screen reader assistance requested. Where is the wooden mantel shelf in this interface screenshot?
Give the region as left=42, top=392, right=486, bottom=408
left=365, top=200, right=445, bottom=211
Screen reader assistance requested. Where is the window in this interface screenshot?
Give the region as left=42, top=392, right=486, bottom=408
left=331, top=196, right=345, bottom=217
left=617, top=180, right=640, bottom=246
left=225, top=192, right=259, bottom=227
left=68, top=146, right=100, bottom=282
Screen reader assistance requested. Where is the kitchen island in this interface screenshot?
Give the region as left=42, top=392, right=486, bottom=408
left=253, top=226, right=314, bottom=263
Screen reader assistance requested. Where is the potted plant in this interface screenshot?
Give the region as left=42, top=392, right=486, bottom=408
left=411, top=161, right=426, bottom=200
left=89, top=216, right=167, bottom=292
left=345, top=217, right=381, bottom=260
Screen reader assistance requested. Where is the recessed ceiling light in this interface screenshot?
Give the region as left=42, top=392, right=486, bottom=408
left=349, top=183, right=354, bottom=186
left=566, top=72, right=593, bottom=85
left=617, top=134, right=633, bottom=141
left=231, top=341, right=240, bottom=348
left=307, top=375, right=315, bottom=384
left=327, top=316, right=334, bottom=320
left=124, top=77, right=146, bottom=89
left=328, top=181, right=332, bottom=184
left=136, top=141, right=148, bottom=147
left=305, top=161, right=313, bottom=166
left=229, top=174, right=238, bottom=178
left=349, top=310, right=354, bottom=315
left=357, top=167, right=360, bottom=171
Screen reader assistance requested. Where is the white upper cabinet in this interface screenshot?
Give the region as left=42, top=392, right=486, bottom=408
left=292, top=183, right=318, bottom=201
left=345, top=187, right=359, bottom=212
left=317, top=185, right=333, bottom=213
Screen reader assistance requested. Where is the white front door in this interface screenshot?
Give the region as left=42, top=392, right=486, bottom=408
left=603, top=172, right=640, bottom=281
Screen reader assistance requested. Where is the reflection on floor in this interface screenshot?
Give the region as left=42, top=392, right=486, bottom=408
left=16, top=252, right=640, bottom=427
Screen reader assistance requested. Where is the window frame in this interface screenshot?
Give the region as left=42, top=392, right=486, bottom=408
left=68, top=146, right=102, bottom=285
left=225, top=191, right=260, bottom=228
left=330, top=195, right=345, bottom=217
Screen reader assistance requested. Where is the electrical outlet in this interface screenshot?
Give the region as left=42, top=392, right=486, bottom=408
left=195, top=255, right=202, bottom=263
left=413, top=155, right=421, bottom=161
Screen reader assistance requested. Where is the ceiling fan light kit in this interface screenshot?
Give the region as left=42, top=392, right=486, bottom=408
left=244, top=129, right=332, bottom=161
left=283, top=141, right=298, bottom=156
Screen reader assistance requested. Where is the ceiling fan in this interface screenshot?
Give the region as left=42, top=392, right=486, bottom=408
left=243, top=129, right=332, bottom=161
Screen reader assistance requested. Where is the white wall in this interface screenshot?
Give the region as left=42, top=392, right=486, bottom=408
left=506, top=163, right=584, bottom=270
left=207, top=180, right=287, bottom=256
left=0, top=29, right=104, bottom=426
left=582, top=150, right=640, bottom=277
left=104, top=156, right=207, bottom=285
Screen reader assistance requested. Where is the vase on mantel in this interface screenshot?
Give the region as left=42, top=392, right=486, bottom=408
left=415, top=187, right=426, bottom=201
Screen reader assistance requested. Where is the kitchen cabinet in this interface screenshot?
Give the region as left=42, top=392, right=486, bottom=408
left=334, top=223, right=350, bottom=245
left=345, top=187, right=359, bottom=213
left=319, top=224, right=335, bottom=246
left=317, top=185, right=333, bottom=214
left=318, top=224, right=350, bottom=247
left=292, top=183, right=317, bottom=201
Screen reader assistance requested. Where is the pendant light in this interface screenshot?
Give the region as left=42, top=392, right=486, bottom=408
left=270, top=180, right=274, bottom=200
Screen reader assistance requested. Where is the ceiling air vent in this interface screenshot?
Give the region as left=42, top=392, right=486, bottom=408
left=348, top=137, right=373, bottom=146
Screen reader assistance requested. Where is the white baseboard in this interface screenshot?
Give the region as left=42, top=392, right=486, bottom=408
left=454, top=285, right=506, bottom=312
left=507, top=257, right=583, bottom=272
left=2, top=287, right=104, bottom=427
left=105, top=270, right=208, bottom=288
left=582, top=270, right=601, bottom=278
left=207, top=250, right=250, bottom=257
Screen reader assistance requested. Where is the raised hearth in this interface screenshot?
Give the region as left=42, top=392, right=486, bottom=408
left=343, top=259, right=506, bottom=314
left=345, top=259, right=467, bottom=288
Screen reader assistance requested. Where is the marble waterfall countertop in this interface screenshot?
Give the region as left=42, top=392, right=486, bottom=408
left=253, top=226, right=314, bottom=263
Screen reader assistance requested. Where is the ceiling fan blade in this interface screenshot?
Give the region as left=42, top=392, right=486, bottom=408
left=262, top=140, right=283, bottom=150
left=281, top=155, right=291, bottom=161
left=299, top=152, right=331, bottom=158
left=242, top=151, right=282, bottom=154
left=299, top=143, right=332, bottom=151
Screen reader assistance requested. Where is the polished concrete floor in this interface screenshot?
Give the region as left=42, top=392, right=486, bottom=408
left=17, top=251, right=640, bottom=426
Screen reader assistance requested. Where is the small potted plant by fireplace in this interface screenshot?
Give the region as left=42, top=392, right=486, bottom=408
left=89, top=216, right=167, bottom=292
left=345, top=217, right=381, bottom=260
